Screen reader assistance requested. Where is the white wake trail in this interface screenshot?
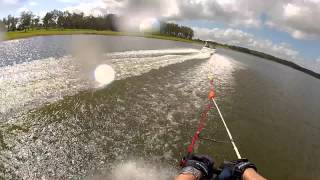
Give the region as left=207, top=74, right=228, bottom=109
left=0, top=48, right=212, bottom=115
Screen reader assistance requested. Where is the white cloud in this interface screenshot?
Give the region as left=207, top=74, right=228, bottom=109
left=284, top=3, right=301, bottom=17
left=136, top=0, right=261, bottom=28
left=266, top=1, right=320, bottom=40
left=0, top=0, right=22, bottom=11
left=17, top=6, right=29, bottom=13
left=64, top=0, right=123, bottom=16
left=57, top=0, right=79, bottom=3
left=28, top=1, right=37, bottom=6
left=1, top=0, right=20, bottom=5
left=193, top=27, right=299, bottom=61
left=310, top=57, right=320, bottom=72
left=0, top=0, right=37, bottom=15
left=95, top=0, right=320, bottom=40
left=34, top=10, right=47, bottom=18
left=2, top=0, right=320, bottom=40
left=64, top=0, right=107, bottom=16
left=106, top=0, right=181, bottom=21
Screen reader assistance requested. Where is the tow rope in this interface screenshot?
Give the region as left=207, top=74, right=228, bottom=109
left=183, top=63, right=242, bottom=162
left=187, top=103, right=213, bottom=154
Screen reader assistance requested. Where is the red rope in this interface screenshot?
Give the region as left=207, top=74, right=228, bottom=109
left=186, top=79, right=216, bottom=153
left=180, top=79, right=217, bottom=166
left=187, top=102, right=214, bottom=153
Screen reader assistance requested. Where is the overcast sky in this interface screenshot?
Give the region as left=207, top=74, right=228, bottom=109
left=1, top=0, right=320, bottom=71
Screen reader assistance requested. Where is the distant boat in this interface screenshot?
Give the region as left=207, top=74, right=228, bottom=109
left=201, top=41, right=216, bottom=55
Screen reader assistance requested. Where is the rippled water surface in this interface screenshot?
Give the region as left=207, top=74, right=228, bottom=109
left=0, top=35, right=320, bottom=180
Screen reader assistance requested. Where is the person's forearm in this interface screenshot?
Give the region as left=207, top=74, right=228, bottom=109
left=175, top=174, right=197, bottom=180
left=243, top=168, right=267, bottom=180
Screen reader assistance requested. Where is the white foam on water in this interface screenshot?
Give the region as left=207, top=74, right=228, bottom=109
left=0, top=56, right=87, bottom=115
left=0, top=48, right=212, bottom=116
left=91, top=160, right=176, bottom=180
left=208, top=53, right=247, bottom=87
left=0, top=49, right=243, bottom=180
left=105, top=48, right=199, bottom=59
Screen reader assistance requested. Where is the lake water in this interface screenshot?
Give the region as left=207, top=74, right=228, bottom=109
left=0, top=35, right=319, bottom=180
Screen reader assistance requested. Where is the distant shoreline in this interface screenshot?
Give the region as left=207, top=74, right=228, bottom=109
left=4, top=29, right=195, bottom=43
left=220, top=44, right=320, bottom=80
left=4, top=29, right=320, bottom=80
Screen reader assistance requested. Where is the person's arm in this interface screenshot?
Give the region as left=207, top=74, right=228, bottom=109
left=175, top=162, right=205, bottom=180
left=243, top=168, right=267, bottom=180
left=217, top=159, right=267, bottom=180
left=175, top=168, right=267, bottom=180
left=176, top=155, right=214, bottom=180
left=175, top=173, right=197, bottom=180
left=176, top=155, right=267, bottom=180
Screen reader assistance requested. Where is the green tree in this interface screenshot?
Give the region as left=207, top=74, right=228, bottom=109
left=70, top=12, right=84, bottom=29
left=6, top=15, right=18, bottom=31
left=57, top=11, right=66, bottom=29
left=159, top=22, right=194, bottom=39
left=51, top=10, right=63, bottom=28
left=42, top=12, right=54, bottom=29
left=0, top=19, right=4, bottom=32
left=33, top=16, right=40, bottom=29
left=2, top=10, right=193, bottom=37
left=2, top=18, right=8, bottom=31
left=20, top=11, right=33, bottom=32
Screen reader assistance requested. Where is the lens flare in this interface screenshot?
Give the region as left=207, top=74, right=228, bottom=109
left=0, top=22, right=4, bottom=42
left=139, top=18, right=160, bottom=32
left=94, top=64, right=115, bottom=87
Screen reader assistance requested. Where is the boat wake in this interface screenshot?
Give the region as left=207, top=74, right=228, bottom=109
left=0, top=49, right=245, bottom=180
left=0, top=48, right=213, bottom=116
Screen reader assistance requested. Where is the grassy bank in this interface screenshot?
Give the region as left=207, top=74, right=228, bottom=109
left=5, top=29, right=196, bottom=43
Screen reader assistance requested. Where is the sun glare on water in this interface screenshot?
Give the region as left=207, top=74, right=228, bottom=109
left=94, top=64, right=116, bottom=87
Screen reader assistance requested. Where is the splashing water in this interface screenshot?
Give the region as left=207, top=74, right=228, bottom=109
left=92, top=160, right=176, bottom=180
left=0, top=48, right=212, bottom=116
left=0, top=49, right=243, bottom=179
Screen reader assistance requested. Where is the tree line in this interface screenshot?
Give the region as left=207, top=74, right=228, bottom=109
left=0, top=10, right=194, bottom=39
left=160, top=22, right=194, bottom=39
left=1, top=10, right=119, bottom=32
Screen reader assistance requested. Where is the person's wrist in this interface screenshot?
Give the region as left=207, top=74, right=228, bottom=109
left=184, top=159, right=211, bottom=177
left=176, top=173, right=198, bottom=180
left=180, top=166, right=203, bottom=180
left=233, top=159, right=257, bottom=178
left=242, top=168, right=257, bottom=179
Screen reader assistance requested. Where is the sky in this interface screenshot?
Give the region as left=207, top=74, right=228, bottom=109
left=0, top=0, right=320, bottom=71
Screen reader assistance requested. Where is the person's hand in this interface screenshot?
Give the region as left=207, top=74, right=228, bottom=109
left=217, top=159, right=257, bottom=180
left=181, top=154, right=214, bottom=180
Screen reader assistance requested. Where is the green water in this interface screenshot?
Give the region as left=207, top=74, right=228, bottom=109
left=1, top=36, right=320, bottom=179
